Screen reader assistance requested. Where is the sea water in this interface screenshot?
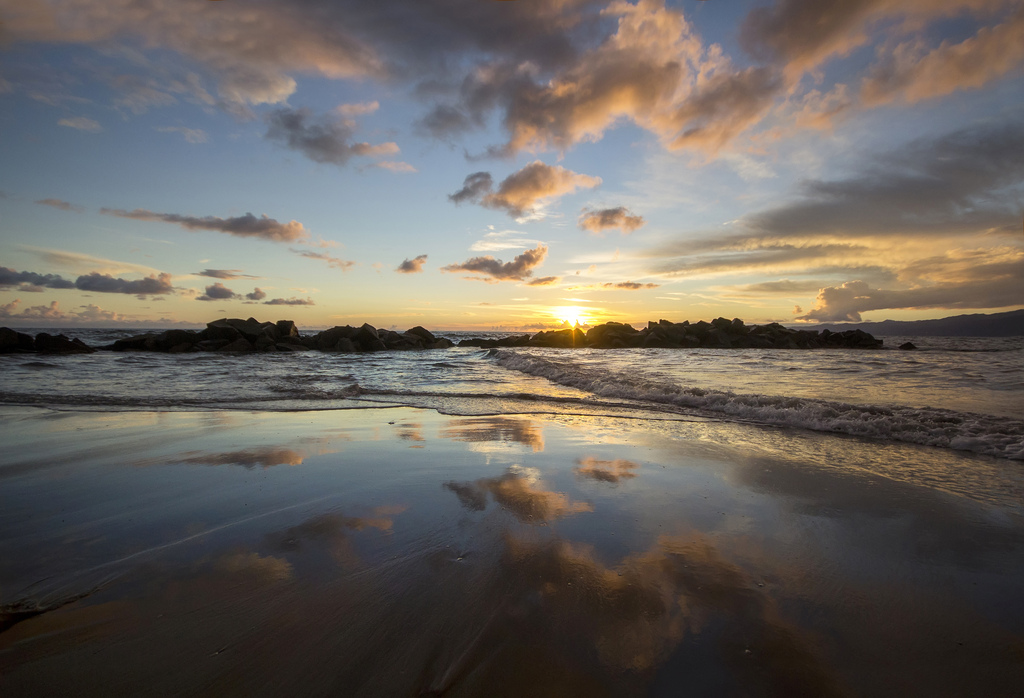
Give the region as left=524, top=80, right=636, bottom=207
left=1, top=330, right=1021, bottom=460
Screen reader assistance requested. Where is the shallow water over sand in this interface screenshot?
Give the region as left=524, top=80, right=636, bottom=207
left=2, top=407, right=1022, bottom=696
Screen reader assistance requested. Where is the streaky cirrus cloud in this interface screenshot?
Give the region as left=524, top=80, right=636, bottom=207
left=739, top=0, right=1013, bottom=78
left=525, top=276, right=560, bottom=287
left=101, top=208, right=309, bottom=243
left=57, top=116, right=101, bottom=131
left=155, top=126, right=208, bottom=143
left=194, top=269, right=257, bottom=280
left=265, top=107, right=400, bottom=166
left=442, top=244, right=548, bottom=282
left=35, top=198, right=84, bottom=213
left=579, top=207, right=645, bottom=235
left=567, top=281, right=660, bottom=291
left=264, top=297, right=315, bottom=306
left=450, top=161, right=600, bottom=218
left=860, top=7, right=1024, bottom=107
left=0, top=0, right=385, bottom=111
left=396, top=254, right=428, bottom=274
left=291, top=249, right=355, bottom=270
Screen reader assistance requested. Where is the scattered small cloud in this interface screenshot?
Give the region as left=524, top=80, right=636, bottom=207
left=264, top=296, right=315, bottom=306
left=196, top=282, right=238, bottom=301
left=58, top=116, right=101, bottom=132
left=35, top=198, right=84, bottom=213
left=265, top=106, right=400, bottom=166
left=396, top=254, right=428, bottom=274
left=579, top=207, right=645, bottom=235
left=155, top=126, right=208, bottom=143
left=291, top=248, right=355, bottom=270
left=442, top=244, right=548, bottom=282
left=246, top=287, right=267, bottom=301
left=450, top=161, right=601, bottom=219
left=525, top=276, right=560, bottom=287
left=195, top=269, right=257, bottom=280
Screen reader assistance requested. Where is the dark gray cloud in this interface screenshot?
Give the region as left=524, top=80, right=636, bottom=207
left=578, top=207, right=645, bottom=235
left=246, top=287, right=267, bottom=301
left=449, top=172, right=493, bottom=205
left=74, top=272, right=175, bottom=295
left=195, top=269, right=257, bottom=280
left=442, top=244, right=548, bottom=282
left=797, top=266, right=1024, bottom=322
left=0, top=267, right=76, bottom=290
left=35, top=198, right=84, bottom=213
left=265, top=107, right=399, bottom=165
left=196, top=282, right=238, bottom=301
left=264, top=297, right=315, bottom=306
left=744, top=117, right=1024, bottom=239
left=396, top=254, right=428, bottom=274
left=102, top=208, right=309, bottom=242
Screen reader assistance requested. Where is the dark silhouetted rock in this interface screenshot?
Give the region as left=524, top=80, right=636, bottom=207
left=276, top=320, right=298, bottom=338
left=218, top=337, right=254, bottom=352
left=34, top=333, right=95, bottom=354
left=0, top=327, right=35, bottom=353
left=899, top=342, right=917, bottom=350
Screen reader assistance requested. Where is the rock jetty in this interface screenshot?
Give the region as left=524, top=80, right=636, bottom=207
left=458, top=318, right=884, bottom=350
left=0, top=316, right=884, bottom=355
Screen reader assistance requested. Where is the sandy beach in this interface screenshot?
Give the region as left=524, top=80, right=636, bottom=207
left=2, top=405, right=1022, bottom=696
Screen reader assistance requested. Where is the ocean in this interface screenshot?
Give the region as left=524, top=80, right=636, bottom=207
left=2, top=329, right=1023, bottom=695
left=3, top=329, right=1021, bottom=459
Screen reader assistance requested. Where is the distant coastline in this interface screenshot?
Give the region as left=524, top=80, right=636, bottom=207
left=791, top=308, right=1024, bottom=337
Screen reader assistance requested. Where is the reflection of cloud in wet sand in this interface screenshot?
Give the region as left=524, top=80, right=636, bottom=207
left=439, top=417, right=545, bottom=452
left=393, top=422, right=426, bottom=448
left=134, top=439, right=341, bottom=469
left=214, top=551, right=293, bottom=583
left=266, top=506, right=406, bottom=554
left=445, top=466, right=591, bottom=523
left=574, top=457, right=639, bottom=483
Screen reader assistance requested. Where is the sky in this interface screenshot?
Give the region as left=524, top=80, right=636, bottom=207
left=0, top=0, right=1022, bottom=330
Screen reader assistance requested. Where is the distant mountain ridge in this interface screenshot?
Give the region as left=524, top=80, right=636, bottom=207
left=793, top=309, right=1024, bottom=337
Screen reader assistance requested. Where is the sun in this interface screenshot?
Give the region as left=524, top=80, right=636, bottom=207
left=552, top=306, right=590, bottom=327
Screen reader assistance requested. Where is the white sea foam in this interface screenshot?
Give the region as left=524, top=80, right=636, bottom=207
left=492, top=350, right=1024, bottom=460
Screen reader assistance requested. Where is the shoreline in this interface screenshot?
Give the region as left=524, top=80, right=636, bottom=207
left=2, top=405, right=1023, bottom=696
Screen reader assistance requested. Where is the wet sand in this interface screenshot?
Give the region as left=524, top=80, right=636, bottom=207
left=1, top=406, right=1023, bottom=696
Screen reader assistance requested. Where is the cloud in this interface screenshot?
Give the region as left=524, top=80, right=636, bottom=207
left=374, top=160, right=417, bottom=173
left=450, top=161, right=600, bottom=218
left=567, top=281, right=660, bottom=291
left=579, top=207, right=645, bottom=235
left=291, top=249, right=355, bottom=270
left=861, top=7, right=1024, bottom=106
left=101, top=208, right=309, bottom=243
left=396, top=254, right=428, bottom=274
left=246, top=287, right=267, bottom=301
left=35, top=198, right=84, bottom=213
left=1, top=266, right=174, bottom=296
left=574, top=457, right=640, bottom=483
left=0, top=266, right=76, bottom=290
left=74, top=272, right=174, bottom=295
left=155, top=126, right=208, bottom=143
left=196, top=282, right=238, bottom=301
left=336, top=100, right=379, bottom=116
left=469, top=230, right=546, bottom=253
left=19, top=246, right=160, bottom=275
left=525, top=276, right=560, bottom=287
left=0, top=299, right=129, bottom=324
left=444, top=466, right=592, bottom=523
left=1, top=0, right=384, bottom=111
left=797, top=269, right=1024, bottom=322
left=442, top=244, right=548, bottom=282
left=194, top=269, right=256, bottom=280
left=57, top=116, right=101, bottom=131
left=264, top=297, right=315, bottom=306
left=265, top=106, right=400, bottom=166
left=738, top=0, right=1011, bottom=78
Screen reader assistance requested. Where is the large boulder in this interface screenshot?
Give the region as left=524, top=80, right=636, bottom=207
left=0, top=327, right=35, bottom=353
left=34, top=333, right=95, bottom=354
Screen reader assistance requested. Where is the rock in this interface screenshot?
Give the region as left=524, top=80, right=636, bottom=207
left=0, top=327, right=35, bottom=353
left=352, top=323, right=380, bottom=350
left=899, top=341, right=917, bottom=350
left=405, top=326, right=436, bottom=343
left=202, top=320, right=243, bottom=343
left=529, top=328, right=586, bottom=347
left=333, top=337, right=356, bottom=352
left=432, top=338, right=454, bottom=349
left=34, top=333, right=95, bottom=354
left=316, top=326, right=355, bottom=351
left=218, top=337, right=254, bottom=352
left=276, top=320, right=298, bottom=338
